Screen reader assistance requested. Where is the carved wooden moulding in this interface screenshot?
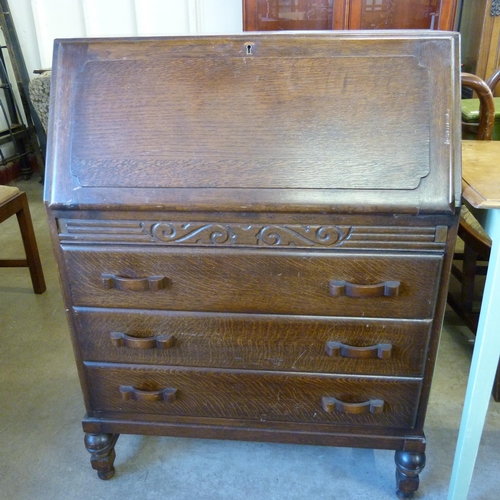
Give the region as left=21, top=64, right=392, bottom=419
left=58, top=219, right=448, bottom=251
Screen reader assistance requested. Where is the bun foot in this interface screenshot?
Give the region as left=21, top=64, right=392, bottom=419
left=84, top=433, right=119, bottom=480
left=97, top=467, right=116, bottom=480
left=394, top=450, right=426, bottom=499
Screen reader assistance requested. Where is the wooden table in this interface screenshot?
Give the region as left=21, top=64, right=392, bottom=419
left=448, top=140, right=500, bottom=499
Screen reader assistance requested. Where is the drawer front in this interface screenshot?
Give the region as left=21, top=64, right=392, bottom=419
left=63, top=247, right=442, bottom=318
left=85, top=363, right=422, bottom=429
left=75, top=308, right=431, bottom=376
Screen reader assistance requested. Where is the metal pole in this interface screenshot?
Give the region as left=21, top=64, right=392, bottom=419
left=0, top=0, right=46, bottom=178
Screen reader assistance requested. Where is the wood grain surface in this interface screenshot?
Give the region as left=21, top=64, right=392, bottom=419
left=44, top=32, right=461, bottom=488
left=85, top=362, right=422, bottom=428
left=63, top=246, right=443, bottom=318
left=45, top=33, right=460, bottom=214
left=462, top=140, right=500, bottom=208
left=74, top=307, right=431, bottom=376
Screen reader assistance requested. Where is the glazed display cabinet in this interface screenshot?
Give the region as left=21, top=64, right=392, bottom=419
left=243, top=0, right=458, bottom=31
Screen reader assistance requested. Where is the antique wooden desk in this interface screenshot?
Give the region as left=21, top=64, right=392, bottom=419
left=45, top=32, right=460, bottom=498
left=448, top=140, right=500, bottom=500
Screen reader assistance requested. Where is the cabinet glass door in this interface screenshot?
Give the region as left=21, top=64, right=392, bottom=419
left=244, top=1, right=347, bottom=31
left=350, top=0, right=455, bottom=30
left=243, top=0, right=457, bottom=32
left=263, top=0, right=333, bottom=29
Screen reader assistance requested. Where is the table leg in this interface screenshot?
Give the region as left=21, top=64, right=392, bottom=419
left=448, top=209, right=500, bottom=500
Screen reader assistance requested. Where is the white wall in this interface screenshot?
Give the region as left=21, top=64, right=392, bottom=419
left=10, top=0, right=243, bottom=75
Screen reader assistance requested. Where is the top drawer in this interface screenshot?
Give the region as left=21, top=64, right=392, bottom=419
left=62, top=247, right=442, bottom=318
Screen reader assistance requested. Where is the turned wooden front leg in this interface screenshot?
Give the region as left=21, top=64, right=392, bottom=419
left=394, top=450, right=426, bottom=499
left=84, top=433, right=119, bottom=480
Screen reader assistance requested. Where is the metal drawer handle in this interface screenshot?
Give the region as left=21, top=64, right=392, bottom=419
left=325, top=341, right=392, bottom=359
left=321, top=397, right=384, bottom=414
left=119, top=386, right=178, bottom=403
left=110, top=332, right=174, bottom=350
left=101, top=274, right=168, bottom=291
left=329, top=280, right=400, bottom=298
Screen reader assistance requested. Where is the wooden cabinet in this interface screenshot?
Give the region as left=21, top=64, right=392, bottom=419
left=243, top=0, right=458, bottom=31
left=45, top=32, right=460, bottom=497
left=459, top=0, right=500, bottom=95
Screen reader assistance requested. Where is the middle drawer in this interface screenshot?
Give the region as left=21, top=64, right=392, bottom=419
left=74, top=307, right=432, bottom=377
left=63, top=247, right=442, bottom=318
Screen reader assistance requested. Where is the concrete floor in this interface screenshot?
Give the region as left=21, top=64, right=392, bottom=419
left=1, top=177, right=499, bottom=500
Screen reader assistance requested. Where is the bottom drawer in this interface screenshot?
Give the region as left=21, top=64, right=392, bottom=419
left=85, top=363, right=422, bottom=429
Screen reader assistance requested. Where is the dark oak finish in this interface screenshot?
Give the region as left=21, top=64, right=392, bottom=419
left=45, top=33, right=460, bottom=497
left=62, top=247, right=443, bottom=318
left=75, top=308, right=432, bottom=376
left=85, top=362, right=422, bottom=427
left=84, top=433, right=119, bottom=480
left=324, top=341, right=392, bottom=359
left=394, top=450, right=426, bottom=499
left=119, top=386, right=178, bottom=403
left=329, top=279, right=400, bottom=298
left=110, top=331, right=174, bottom=350
left=321, top=396, right=384, bottom=415
left=101, top=274, right=168, bottom=292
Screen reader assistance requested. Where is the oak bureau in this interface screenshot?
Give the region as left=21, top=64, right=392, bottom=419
left=45, top=32, right=461, bottom=498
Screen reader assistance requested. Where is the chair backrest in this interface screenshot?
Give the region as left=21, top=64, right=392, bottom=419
left=461, top=73, right=495, bottom=140
left=486, top=65, right=500, bottom=93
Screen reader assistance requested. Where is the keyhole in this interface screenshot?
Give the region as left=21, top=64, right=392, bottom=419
left=246, top=44, right=254, bottom=55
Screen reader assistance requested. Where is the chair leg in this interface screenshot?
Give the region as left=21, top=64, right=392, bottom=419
left=461, top=244, right=478, bottom=312
left=492, top=363, right=500, bottom=403
left=15, top=192, right=46, bottom=294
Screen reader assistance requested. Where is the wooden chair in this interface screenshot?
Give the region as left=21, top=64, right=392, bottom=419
left=0, top=185, right=46, bottom=294
left=486, top=66, right=500, bottom=95
left=448, top=71, right=498, bottom=399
